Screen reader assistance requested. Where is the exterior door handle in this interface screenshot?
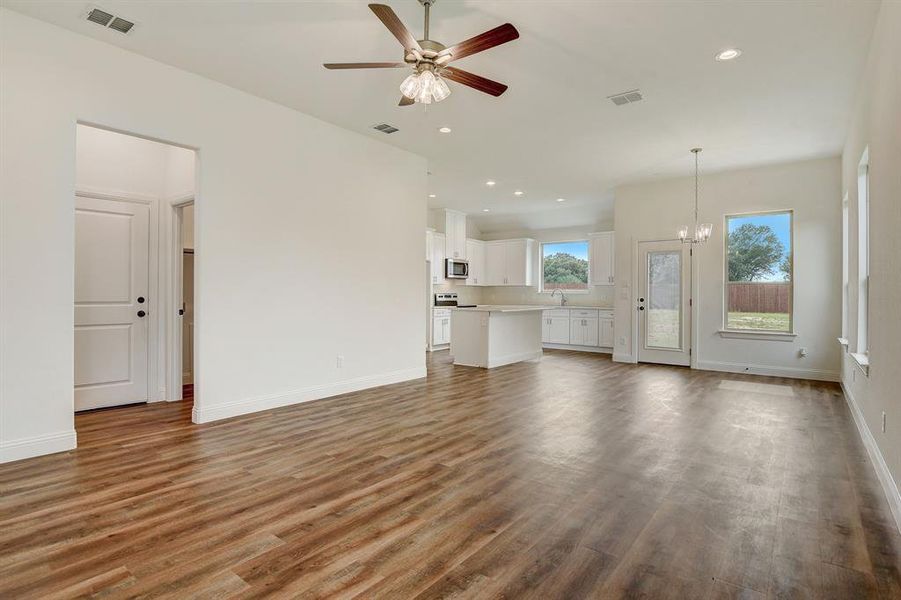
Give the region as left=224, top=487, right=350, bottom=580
left=137, top=310, right=146, bottom=318
left=137, top=296, right=145, bottom=303
left=638, top=306, right=645, bottom=311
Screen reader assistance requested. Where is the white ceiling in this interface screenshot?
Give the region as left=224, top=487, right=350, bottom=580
left=3, top=0, right=878, bottom=233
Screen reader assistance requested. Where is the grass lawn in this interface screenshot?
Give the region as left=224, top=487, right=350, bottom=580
left=727, top=312, right=790, bottom=331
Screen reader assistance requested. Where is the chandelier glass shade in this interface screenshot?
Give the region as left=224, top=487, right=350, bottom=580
left=400, top=68, right=451, bottom=104
left=679, top=148, right=713, bottom=245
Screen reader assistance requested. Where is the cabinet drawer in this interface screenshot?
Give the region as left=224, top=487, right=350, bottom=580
left=544, top=309, right=570, bottom=318
left=598, top=310, right=613, bottom=319
left=570, top=309, right=598, bottom=318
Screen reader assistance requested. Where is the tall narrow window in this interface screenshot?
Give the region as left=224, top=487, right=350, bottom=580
left=540, top=240, right=589, bottom=292
left=857, top=148, right=869, bottom=355
left=841, top=194, right=849, bottom=340
left=725, top=211, right=793, bottom=332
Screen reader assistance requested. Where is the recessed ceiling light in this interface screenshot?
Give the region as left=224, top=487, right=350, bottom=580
left=514, top=190, right=524, bottom=196
left=428, top=194, right=436, bottom=198
left=438, top=126, right=452, bottom=133
left=715, top=48, right=742, bottom=61
left=556, top=198, right=566, bottom=202
left=486, top=180, right=496, bottom=186
left=482, top=208, right=490, bottom=212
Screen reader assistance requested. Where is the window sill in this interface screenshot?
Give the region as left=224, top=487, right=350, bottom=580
left=717, top=330, right=797, bottom=342
left=850, top=352, right=869, bottom=376
left=539, top=290, right=590, bottom=295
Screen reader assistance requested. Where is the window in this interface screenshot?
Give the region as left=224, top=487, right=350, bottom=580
left=857, top=148, right=869, bottom=355
left=841, top=194, right=849, bottom=339
left=540, top=240, right=589, bottom=292
left=724, top=211, right=793, bottom=332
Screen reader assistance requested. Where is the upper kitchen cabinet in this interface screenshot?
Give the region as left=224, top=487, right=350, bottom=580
left=484, top=239, right=536, bottom=286
left=444, top=209, right=467, bottom=260
left=465, top=239, right=485, bottom=286
left=589, top=231, right=615, bottom=286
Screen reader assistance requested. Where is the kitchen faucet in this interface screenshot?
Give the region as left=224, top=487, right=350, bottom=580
left=550, top=288, right=567, bottom=306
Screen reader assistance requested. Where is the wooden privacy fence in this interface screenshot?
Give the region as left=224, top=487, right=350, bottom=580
left=728, top=282, right=791, bottom=313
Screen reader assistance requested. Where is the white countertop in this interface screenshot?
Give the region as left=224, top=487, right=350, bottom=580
left=451, top=305, right=548, bottom=313
left=539, top=305, right=614, bottom=310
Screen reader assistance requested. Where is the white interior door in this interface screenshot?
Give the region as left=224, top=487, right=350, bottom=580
left=75, top=196, right=150, bottom=411
left=637, top=240, right=691, bottom=366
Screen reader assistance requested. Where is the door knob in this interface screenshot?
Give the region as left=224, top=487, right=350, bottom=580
left=638, top=306, right=645, bottom=311
left=639, top=297, right=645, bottom=302
left=137, top=296, right=145, bottom=303
left=137, top=310, right=146, bottom=318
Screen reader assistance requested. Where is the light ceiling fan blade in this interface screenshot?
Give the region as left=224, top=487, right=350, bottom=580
left=323, top=62, right=408, bottom=69
left=369, top=4, right=423, bottom=52
left=442, top=67, right=508, bottom=97
left=437, top=23, right=519, bottom=63
left=399, top=95, right=415, bottom=106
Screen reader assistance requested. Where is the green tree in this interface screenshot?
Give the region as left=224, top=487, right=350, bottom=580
left=728, top=224, right=784, bottom=281
left=544, top=252, right=588, bottom=284
left=779, top=255, right=792, bottom=281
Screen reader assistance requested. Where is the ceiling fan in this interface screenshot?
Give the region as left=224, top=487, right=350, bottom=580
left=323, top=1, right=519, bottom=106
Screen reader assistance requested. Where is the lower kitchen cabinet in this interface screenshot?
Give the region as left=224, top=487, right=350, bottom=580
left=600, top=318, right=614, bottom=347
left=541, top=308, right=614, bottom=351
left=541, top=311, right=571, bottom=344
left=432, top=308, right=451, bottom=347
left=570, top=317, right=599, bottom=347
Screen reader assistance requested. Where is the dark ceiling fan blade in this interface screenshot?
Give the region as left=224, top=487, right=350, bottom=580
left=398, top=95, right=415, bottom=106
left=437, top=23, right=519, bottom=63
left=368, top=4, right=423, bottom=52
left=442, top=67, right=508, bottom=97
left=323, top=62, right=408, bottom=69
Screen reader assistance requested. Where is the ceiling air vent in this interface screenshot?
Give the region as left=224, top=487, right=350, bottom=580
left=86, top=8, right=113, bottom=27
left=85, top=7, right=135, bottom=34
left=608, top=89, right=643, bottom=106
left=108, top=17, right=135, bottom=34
left=372, top=123, right=399, bottom=134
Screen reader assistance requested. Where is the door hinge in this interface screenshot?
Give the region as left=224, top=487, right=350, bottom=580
left=689, top=298, right=692, bottom=306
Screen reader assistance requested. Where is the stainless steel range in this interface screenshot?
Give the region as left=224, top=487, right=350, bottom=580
left=434, top=293, right=476, bottom=308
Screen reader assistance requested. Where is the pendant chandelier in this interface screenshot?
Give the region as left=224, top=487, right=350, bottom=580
left=679, top=148, right=713, bottom=244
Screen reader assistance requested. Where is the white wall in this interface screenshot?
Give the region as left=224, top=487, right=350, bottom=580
left=613, top=157, right=842, bottom=380
left=840, top=0, right=901, bottom=528
left=0, top=9, right=426, bottom=462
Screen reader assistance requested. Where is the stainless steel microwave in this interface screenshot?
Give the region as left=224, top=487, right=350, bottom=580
left=445, top=258, right=469, bottom=279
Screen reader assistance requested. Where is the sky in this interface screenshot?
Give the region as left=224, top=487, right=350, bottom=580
left=727, top=212, right=791, bottom=282
left=543, top=241, right=588, bottom=260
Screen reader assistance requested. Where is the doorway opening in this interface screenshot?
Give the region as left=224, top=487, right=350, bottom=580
left=636, top=240, right=692, bottom=366
left=74, top=123, right=196, bottom=416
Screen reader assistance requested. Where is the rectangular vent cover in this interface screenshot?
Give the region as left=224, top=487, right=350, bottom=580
left=85, top=7, right=135, bottom=34
left=607, top=89, right=643, bottom=106
left=372, top=123, right=399, bottom=134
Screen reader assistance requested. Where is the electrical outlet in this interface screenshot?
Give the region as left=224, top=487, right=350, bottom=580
left=882, top=411, right=887, bottom=433
left=336, top=355, right=344, bottom=369
left=799, top=347, right=808, bottom=358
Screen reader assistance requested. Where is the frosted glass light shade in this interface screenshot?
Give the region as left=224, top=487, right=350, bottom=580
left=678, top=226, right=690, bottom=242
left=399, top=73, right=421, bottom=99
left=432, top=75, right=451, bottom=102
left=696, top=223, right=713, bottom=241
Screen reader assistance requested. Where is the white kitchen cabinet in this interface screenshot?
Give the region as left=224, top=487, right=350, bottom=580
left=444, top=210, right=467, bottom=260
left=570, top=317, right=599, bottom=347
left=589, top=231, right=615, bottom=286
left=426, top=229, right=434, bottom=261
left=431, top=232, right=446, bottom=284
left=542, top=310, right=571, bottom=344
left=465, top=239, right=485, bottom=286
left=484, top=242, right=506, bottom=285
left=599, top=317, right=614, bottom=347
left=432, top=308, right=451, bottom=346
left=484, top=239, right=536, bottom=286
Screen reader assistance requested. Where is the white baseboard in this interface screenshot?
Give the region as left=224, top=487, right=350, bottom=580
left=542, top=343, right=612, bottom=355
left=612, top=352, right=635, bottom=363
left=0, top=430, right=77, bottom=464
left=842, top=383, right=901, bottom=534
left=696, top=359, right=839, bottom=382
left=485, top=350, right=543, bottom=369
left=192, top=366, right=427, bottom=423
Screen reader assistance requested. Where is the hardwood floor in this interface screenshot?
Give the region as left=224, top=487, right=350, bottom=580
left=1, top=350, right=899, bottom=598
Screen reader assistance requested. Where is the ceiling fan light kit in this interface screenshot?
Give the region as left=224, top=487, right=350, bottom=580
left=324, top=1, right=519, bottom=106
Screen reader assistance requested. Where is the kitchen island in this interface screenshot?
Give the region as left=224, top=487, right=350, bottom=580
left=450, top=306, right=545, bottom=368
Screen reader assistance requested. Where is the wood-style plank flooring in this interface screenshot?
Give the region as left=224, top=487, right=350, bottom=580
left=1, top=350, right=899, bottom=599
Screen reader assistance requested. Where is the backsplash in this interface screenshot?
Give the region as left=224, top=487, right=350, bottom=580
left=482, top=285, right=614, bottom=308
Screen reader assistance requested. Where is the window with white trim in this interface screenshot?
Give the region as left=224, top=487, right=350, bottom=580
left=540, top=240, right=589, bottom=293
left=724, top=211, right=793, bottom=332
left=857, top=148, right=869, bottom=355
left=841, top=194, right=849, bottom=340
